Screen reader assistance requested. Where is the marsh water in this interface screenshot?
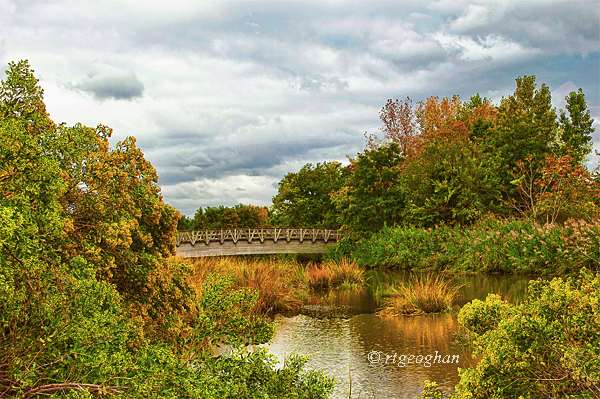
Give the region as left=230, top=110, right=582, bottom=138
left=267, top=272, right=532, bottom=399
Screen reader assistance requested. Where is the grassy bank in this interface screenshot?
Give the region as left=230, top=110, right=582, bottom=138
left=352, top=218, right=600, bottom=275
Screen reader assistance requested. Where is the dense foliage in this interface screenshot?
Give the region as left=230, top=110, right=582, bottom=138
left=507, top=153, right=600, bottom=224
left=400, top=126, right=504, bottom=226
left=331, top=143, right=405, bottom=237
left=0, top=60, right=335, bottom=398
left=352, top=218, right=600, bottom=275
left=270, top=161, right=347, bottom=229
left=273, top=75, right=596, bottom=237
left=456, top=271, right=600, bottom=398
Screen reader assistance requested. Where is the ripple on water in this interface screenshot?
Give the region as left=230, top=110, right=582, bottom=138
left=269, top=312, right=471, bottom=399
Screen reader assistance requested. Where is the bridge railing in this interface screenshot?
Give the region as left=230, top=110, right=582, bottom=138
left=176, top=228, right=343, bottom=246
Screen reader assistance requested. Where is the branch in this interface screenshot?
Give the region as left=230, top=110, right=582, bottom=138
left=0, top=243, right=56, bottom=311
left=574, top=242, right=600, bottom=268
left=20, top=383, right=130, bottom=398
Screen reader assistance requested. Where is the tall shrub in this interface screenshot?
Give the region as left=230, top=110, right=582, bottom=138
left=457, top=272, right=600, bottom=398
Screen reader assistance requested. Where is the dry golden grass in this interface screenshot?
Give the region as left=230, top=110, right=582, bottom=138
left=377, top=274, right=464, bottom=316
left=185, top=256, right=304, bottom=314
left=306, top=258, right=365, bottom=290
left=180, top=256, right=366, bottom=314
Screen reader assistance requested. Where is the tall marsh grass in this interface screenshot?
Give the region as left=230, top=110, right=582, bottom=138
left=185, top=256, right=365, bottom=314
left=306, top=258, right=365, bottom=290
left=377, top=274, right=464, bottom=316
left=186, top=256, right=304, bottom=314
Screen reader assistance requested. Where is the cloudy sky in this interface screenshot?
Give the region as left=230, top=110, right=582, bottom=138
left=1, top=0, right=598, bottom=216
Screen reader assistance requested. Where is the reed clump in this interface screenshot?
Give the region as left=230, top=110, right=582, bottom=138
left=377, top=274, right=463, bottom=316
left=306, top=258, right=365, bottom=290
left=185, top=256, right=366, bottom=313
left=186, top=256, right=304, bottom=314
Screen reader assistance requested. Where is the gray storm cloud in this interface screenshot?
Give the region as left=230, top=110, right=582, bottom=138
left=74, top=70, right=145, bottom=101
left=1, top=0, right=597, bottom=216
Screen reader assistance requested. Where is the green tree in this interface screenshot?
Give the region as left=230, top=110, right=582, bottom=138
left=493, top=76, right=558, bottom=190
left=270, top=161, right=346, bottom=228
left=401, top=123, right=504, bottom=226
left=0, top=59, right=185, bottom=343
left=557, top=88, right=595, bottom=163
left=0, top=60, right=54, bottom=134
left=203, top=206, right=226, bottom=228
left=332, top=143, right=406, bottom=237
left=192, top=206, right=207, bottom=229
left=177, top=213, right=194, bottom=230
left=235, top=204, right=270, bottom=228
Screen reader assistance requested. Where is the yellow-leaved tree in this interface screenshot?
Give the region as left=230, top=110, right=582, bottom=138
left=0, top=60, right=334, bottom=398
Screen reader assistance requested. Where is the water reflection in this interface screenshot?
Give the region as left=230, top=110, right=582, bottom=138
left=454, top=274, right=531, bottom=305
left=267, top=271, right=533, bottom=398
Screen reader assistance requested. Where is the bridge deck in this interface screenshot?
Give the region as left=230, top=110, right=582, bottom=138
left=176, top=228, right=343, bottom=257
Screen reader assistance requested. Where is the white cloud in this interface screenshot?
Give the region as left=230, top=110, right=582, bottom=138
left=449, top=4, right=497, bottom=32
left=426, top=0, right=598, bottom=58
left=162, top=174, right=279, bottom=215
left=434, top=32, right=538, bottom=61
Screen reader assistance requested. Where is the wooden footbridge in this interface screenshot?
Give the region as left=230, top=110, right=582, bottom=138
left=176, top=228, right=343, bottom=257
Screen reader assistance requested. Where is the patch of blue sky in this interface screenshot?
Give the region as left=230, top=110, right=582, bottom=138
left=490, top=53, right=599, bottom=105
left=321, top=34, right=364, bottom=50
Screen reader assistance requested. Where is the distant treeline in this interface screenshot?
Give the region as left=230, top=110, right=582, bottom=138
left=178, top=204, right=270, bottom=230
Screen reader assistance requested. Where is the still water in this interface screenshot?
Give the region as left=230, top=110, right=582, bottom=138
left=267, top=272, right=531, bottom=399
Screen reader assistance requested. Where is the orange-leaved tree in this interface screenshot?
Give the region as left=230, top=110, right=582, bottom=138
left=416, top=94, right=462, bottom=138
left=509, top=153, right=600, bottom=223
left=366, top=97, right=419, bottom=156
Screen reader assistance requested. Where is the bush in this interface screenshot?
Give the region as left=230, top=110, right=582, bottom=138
left=457, top=294, right=511, bottom=336
left=352, top=218, right=600, bottom=275
left=456, top=271, right=600, bottom=398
